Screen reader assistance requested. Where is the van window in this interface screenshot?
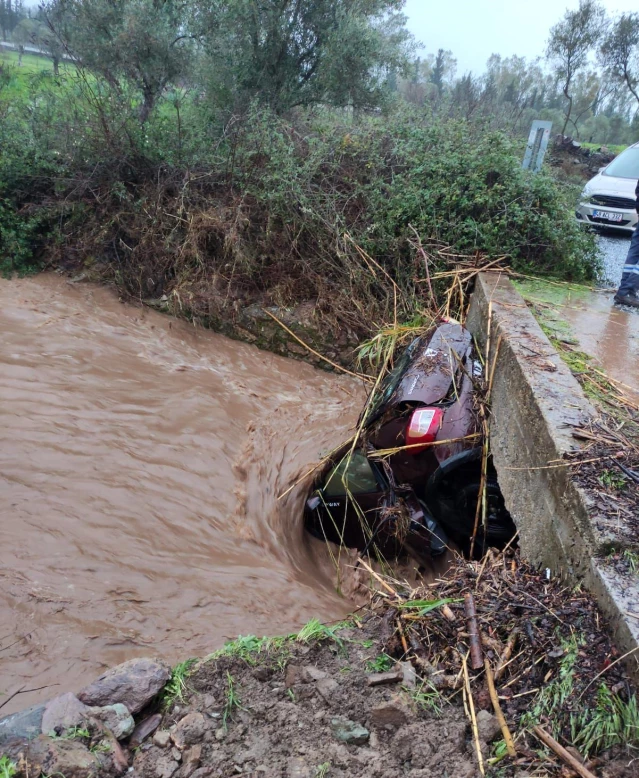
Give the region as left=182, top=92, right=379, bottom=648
left=324, top=451, right=379, bottom=497
left=603, top=147, right=639, bottom=180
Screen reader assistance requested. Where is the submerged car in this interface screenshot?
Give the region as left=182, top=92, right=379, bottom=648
left=576, top=142, right=639, bottom=233
left=305, top=321, right=516, bottom=561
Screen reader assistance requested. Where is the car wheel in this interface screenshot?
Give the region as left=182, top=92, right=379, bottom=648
left=429, top=467, right=516, bottom=558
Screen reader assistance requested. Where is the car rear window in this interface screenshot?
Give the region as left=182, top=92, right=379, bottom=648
left=324, top=451, right=379, bottom=497
left=603, top=147, right=639, bottom=180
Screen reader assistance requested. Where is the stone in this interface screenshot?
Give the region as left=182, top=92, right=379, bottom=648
left=316, top=678, right=339, bottom=701
left=285, top=665, right=305, bottom=688
left=134, top=745, right=180, bottom=778
left=171, top=747, right=182, bottom=762
left=86, top=703, right=135, bottom=740
left=153, top=730, right=171, bottom=748
left=304, top=666, right=327, bottom=682
left=179, top=744, right=202, bottom=777
left=102, top=733, right=129, bottom=774
left=366, top=671, right=403, bottom=687
left=0, top=704, right=45, bottom=746
left=77, top=658, right=171, bottom=714
left=330, top=717, right=369, bottom=746
left=287, top=757, right=311, bottom=777
left=41, top=693, right=89, bottom=736
left=26, top=735, right=99, bottom=778
left=370, top=700, right=409, bottom=731
left=171, top=712, right=206, bottom=749
left=400, top=662, right=418, bottom=690
left=130, top=714, right=163, bottom=748
left=475, top=710, right=501, bottom=743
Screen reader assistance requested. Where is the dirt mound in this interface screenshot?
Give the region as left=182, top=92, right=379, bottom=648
left=4, top=551, right=638, bottom=778
left=548, top=135, right=616, bottom=182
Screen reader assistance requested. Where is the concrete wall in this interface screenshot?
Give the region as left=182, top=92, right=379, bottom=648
left=467, top=272, right=639, bottom=679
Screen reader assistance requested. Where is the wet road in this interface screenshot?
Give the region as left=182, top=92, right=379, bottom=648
left=0, top=275, right=362, bottom=714
left=562, top=234, right=639, bottom=401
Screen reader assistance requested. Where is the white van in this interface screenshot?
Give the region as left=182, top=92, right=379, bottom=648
left=576, top=142, right=639, bottom=233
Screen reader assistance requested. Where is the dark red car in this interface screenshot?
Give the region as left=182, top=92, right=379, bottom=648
left=305, top=321, right=515, bottom=560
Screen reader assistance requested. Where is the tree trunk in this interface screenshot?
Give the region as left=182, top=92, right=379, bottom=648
left=139, top=89, right=155, bottom=123
left=53, top=56, right=59, bottom=76
left=18, top=45, right=23, bottom=66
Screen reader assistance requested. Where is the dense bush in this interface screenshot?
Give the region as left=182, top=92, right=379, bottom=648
left=0, top=64, right=598, bottom=334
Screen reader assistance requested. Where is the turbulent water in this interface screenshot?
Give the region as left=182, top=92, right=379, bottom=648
left=0, top=275, right=362, bottom=714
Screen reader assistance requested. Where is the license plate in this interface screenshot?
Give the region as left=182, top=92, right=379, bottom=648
left=592, top=210, right=624, bottom=222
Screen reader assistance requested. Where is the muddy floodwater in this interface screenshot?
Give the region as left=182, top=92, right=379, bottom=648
left=0, top=275, right=361, bottom=714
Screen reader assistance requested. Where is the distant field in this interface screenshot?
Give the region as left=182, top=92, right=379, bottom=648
left=0, top=48, right=80, bottom=102
left=0, top=48, right=56, bottom=73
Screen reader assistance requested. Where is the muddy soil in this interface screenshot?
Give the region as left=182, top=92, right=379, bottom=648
left=0, top=274, right=367, bottom=714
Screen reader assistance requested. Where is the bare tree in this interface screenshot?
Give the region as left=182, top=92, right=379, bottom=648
left=601, top=12, right=639, bottom=108
left=546, top=0, right=607, bottom=136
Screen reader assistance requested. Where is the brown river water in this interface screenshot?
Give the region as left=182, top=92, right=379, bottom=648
left=0, top=274, right=362, bottom=714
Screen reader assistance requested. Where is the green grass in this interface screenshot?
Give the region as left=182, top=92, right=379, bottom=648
left=49, top=726, right=91, bottom=740
left=406, top=680, right=444, bottom=717
left=162, top=658, right=197, bottom=707
left=315, top=763, right=331, bottom=778
left=222, top=671, right=242, bottom=728
left=0, top=48, right=81, bottom=103
left=0, top=48, right=57, bottom=73
left=522, top=633, right=583, bottom=733
left=582, top=142, right=627, bottom=156
left=571, top=684, right=639, bottom=756
left=624, top=549, right=639, bottom=574
left=0, top=756, right=16, bottom=778
left=365, top=654, right=393, bottom=673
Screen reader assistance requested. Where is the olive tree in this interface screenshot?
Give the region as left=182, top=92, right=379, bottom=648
left=195, top=0, right=413, bottom=113
left=546, top=0, right=607, bottom=136
left=42, top=0, right=193, bottom=121
left=601, top=13, right=639, bottom=108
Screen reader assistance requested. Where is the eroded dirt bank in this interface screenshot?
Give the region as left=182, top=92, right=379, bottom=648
left=0, top=274, right=364, bottom=714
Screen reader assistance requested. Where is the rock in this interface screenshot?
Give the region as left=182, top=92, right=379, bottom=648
left=330, top=717, right=369, bottom=746
left=252, top=667, right=270, bottom=682
left=285, top=665, right=305, bottom=688
left=171, top=712, right=206, bottom=750
left=153, top=730, right=171, bottom=748
left=101, top=733, right=129, bottom=774
left=26, top=735, right=99, bottom=778
left=400, top=662, right=417, bottom=689
left=0, top=704, right=45, bottom=746
left=304, top=666, right=327, bottom=682
left=316, top=677, right=339, bottom=701
left=366, top=671, right=403, bottom=687
left=130, top=714, right=163, bottom=748
left=87, top=703, right=135, bottom=740
left=41, top=693, right=89, bottom=736
left=475, top=709, right=501, bottom=743
left=134, top=745, right=180, bottom=778
left=179, top=744, right=202, bottom=778
left=77, top=658, right=171, bottom=714
left=171, top=747, right=182, bottom=762
left=370, top=699, right=409, bottom=731
left=287, top=757, right=311, bottom=777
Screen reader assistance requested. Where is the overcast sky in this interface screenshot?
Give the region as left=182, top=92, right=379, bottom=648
left=403, top=0, right=639, bottom=76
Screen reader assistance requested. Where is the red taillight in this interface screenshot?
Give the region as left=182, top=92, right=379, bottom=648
left=405, top=407, right=444, bottom=454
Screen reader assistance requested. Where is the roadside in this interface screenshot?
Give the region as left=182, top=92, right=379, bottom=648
left=514, top=232, right=639, bottom=404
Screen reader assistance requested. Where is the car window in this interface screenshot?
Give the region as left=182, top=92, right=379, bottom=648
left=360, top=337, right=420, bottom=425
left=603, top=147, right=639, bottom=180
left=323, top=451, right=379, bottom=497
